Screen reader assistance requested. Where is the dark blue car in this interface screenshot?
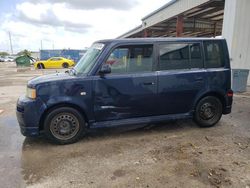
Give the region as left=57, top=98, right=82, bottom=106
left=16, top=38, right=233, bottom=144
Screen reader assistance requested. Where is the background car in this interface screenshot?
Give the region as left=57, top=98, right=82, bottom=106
left=0, top=56, right=15, bottom=62
left=4, top=56, right=15, bottom=62
left=34, top=57, right=75, bottom=69
left=0, top=57, right=4, bottom=62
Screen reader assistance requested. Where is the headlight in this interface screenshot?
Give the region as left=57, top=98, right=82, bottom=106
left=26, top=87, right=36, bottom=99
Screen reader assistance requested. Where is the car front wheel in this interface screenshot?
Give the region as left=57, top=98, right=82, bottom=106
left=44, top=107, right=86, bottom=144
left=194, top=96, right=222, bottom=127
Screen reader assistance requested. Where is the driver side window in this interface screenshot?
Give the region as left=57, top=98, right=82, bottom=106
left=106, top=48, right=128, bottom=74
left=105, top=45, right=153, bottom=74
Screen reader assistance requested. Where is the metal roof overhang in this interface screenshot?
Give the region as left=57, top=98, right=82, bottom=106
left=118, top=0, right=225, bottom=38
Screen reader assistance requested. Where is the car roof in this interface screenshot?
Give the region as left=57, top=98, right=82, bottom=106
left=96, top=37, right=225, bottom=45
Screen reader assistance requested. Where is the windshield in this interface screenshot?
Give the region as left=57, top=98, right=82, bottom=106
left=74, top=43, right=105, bottom=75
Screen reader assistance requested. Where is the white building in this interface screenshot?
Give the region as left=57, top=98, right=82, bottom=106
left=119, top=0, right=250, bottom=85
left=222, top=0, right=250, bottom=84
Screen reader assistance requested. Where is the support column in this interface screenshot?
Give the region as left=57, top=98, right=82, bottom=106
left=222, top=0, right=250, bottom=84
left=213, top=22, right=217, bottom=37
left=143, top=29, right=148, bottom=37
left=176, top=15, right=184, bottom=37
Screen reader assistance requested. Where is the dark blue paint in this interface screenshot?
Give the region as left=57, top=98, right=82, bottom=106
left=16, top=38, right=233, bottom=137
left=93, top=72, right=158, bottom=121
left=157, top=69, right=207, bottom=115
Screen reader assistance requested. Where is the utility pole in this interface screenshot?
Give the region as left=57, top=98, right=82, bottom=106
left=8, top=31, right=13, bottom=55
left=41, top=40, right=43, bottom=50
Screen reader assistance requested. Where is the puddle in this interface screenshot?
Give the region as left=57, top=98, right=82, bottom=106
left=0, top=116, right=26, bottom=187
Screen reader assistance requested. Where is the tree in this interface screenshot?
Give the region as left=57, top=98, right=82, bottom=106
left=17, top=49, right=31, bottom=56
left=0, top=52, right=9, bottom=56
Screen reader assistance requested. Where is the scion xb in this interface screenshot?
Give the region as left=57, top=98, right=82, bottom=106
left=16, top=38, right=233, bottom=144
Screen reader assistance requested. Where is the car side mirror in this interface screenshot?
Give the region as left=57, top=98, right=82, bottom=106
left=99, top=64, right=111, bottom=75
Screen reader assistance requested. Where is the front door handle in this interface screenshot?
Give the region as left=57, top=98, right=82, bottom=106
left=143, top=82, right=155, bottom=85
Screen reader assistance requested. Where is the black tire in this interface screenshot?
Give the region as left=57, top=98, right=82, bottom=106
left=44, top=107, right=86, bottom=144
left=62, top=63, right=69, bottom=68
left=37, top=63, right=45, bottom=69
left=194, top=96, right=222, bottom=127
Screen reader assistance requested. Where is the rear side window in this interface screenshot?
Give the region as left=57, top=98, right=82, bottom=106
left=159, top=43, right=189, bottom=70
left=190, top=43, right=203, bottom=68
left=203, top=41, right=224, bottom=68
left=158, top=43, right=203, bottom=70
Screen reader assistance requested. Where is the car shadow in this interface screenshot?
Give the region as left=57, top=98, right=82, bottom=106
left=22, top=119, right=198, bottom=147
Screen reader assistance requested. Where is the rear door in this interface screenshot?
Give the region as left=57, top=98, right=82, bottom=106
left=93, top=44, right=158, bottom=122
left=156, top=42, right=207, bottom=115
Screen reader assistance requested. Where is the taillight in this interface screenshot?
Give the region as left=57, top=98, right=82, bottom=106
left=227, top=90, right=233, bottom=97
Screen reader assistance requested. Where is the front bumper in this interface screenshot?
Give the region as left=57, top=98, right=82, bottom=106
left=19, top=125, right=40, bottom=137
left=16, top=95, right=46, bottom=137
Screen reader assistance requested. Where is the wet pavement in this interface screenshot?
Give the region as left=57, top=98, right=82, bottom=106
left=0, top=116, right=25, bottom=188
left=0, top=63, right=250, bottom=188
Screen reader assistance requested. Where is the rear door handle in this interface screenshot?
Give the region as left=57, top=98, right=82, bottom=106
left=143, top=82, right=155, bottom=85
left=195, top=77, right=203, bottom=81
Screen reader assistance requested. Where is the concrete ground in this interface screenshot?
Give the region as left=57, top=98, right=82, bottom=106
left=0, top=62, right=249, bottom=188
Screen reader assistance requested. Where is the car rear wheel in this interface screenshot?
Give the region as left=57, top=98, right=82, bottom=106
left=194, top=96, right=222, bottom=127
left=62, top=63, right=69, bottom=68
left=37, top=63, right=45, bottom=69
left=44, top=107, right=86, bottom=144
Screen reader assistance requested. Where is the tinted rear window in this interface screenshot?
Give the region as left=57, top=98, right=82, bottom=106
left=159, top=43, right=189, bottom=70
left=158, top=43, right=203, bottom=70
left=190, top=43, right=203, bottom=69
left=203, top=41, right=224, bottom=68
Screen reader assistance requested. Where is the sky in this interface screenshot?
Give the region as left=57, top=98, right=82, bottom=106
left=0, top=0, right=169, bottom=53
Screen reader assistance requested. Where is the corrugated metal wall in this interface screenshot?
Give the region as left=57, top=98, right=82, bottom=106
left=223, top=0, right=250, bottom=85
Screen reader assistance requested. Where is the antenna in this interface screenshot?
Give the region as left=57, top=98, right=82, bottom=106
left=41, top=40, right=43, bottom=50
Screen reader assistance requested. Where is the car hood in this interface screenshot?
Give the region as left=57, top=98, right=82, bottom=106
left=28, top=72, right=79, bottom=87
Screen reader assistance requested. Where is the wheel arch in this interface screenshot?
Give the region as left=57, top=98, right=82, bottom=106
left=62, top=62, right=69, bottom=67
left=39, top=102, right=89, bottom=131
left=37, top=63, right=45, bottom=69
left=194, top=91, right=226, bottom=113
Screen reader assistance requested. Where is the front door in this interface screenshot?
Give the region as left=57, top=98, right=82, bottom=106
left=47, top=58, right=57, bottom=68
left=93, top=44, right=158, bottom=122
